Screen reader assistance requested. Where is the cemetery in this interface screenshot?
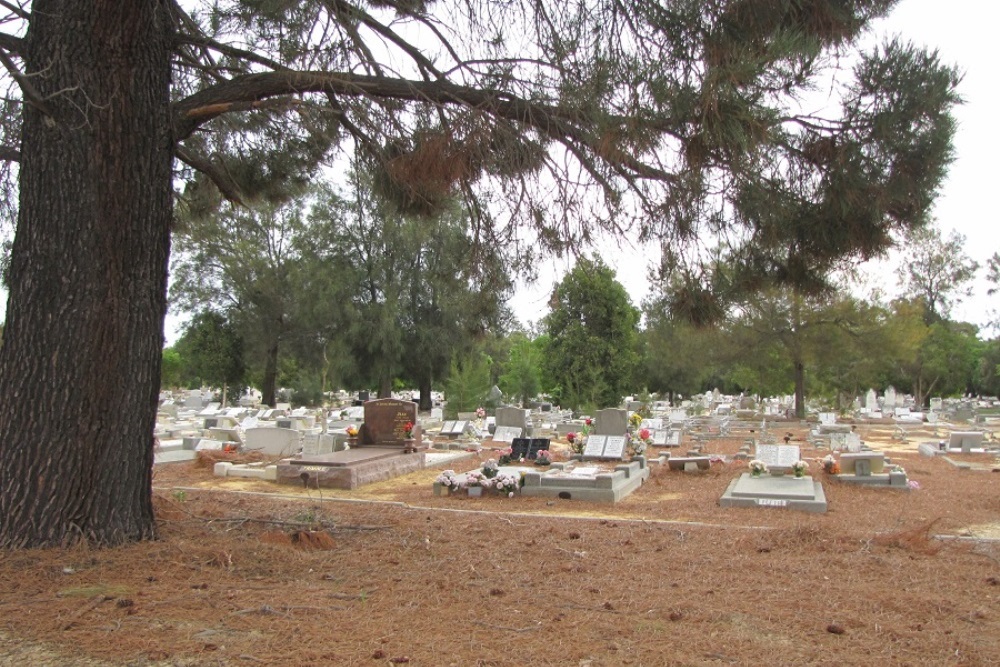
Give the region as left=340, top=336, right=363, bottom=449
left=1, top=385, right=999, bottom=664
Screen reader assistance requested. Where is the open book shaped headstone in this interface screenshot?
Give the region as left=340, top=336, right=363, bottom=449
left=581, top=434, right=626, bottom=459
left=755, top=444, right=801, bottom=471
left=511, top=437, right=550, bottom=460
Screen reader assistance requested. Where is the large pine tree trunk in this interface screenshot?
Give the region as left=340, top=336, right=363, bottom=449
left=418, top=374, right=432, bottom=412
left=261, top=338, right=280, bottom=407
left=0, top=1, right=173, bottom=548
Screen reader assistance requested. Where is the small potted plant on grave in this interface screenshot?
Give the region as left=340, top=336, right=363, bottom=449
left=434, top=469, right=461, bottom=496
left=791, top=460, right=809, bottom=478
left=534, top=449, right=552, bottom=466
left=748, top=459, right=768, bottom=477
left=464, top=470, right=486, bottom=497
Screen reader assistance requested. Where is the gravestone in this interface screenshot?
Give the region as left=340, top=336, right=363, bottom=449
left=594, top=408, right=628, bottom=436
left=949, top=431, right=984, bottom=453
left=360, top=398, right=420, bottom=448
left=430, top=407, right=444, bottom=420
left=602, top=435, right=627, bottom=459
left=511, top=437, right=550, bottom=460
left=755, top=444, right=801, bottom=472
left=244, top=427, right=301, bottom=457
left=492, top=426, right=522, bottom=443
left=583, top=435, right=608, bottom=458
left=884, top=386, right=897, bottom=410
left=495, top=407, right=530, bottom=433
left=866, top=388, right=878, bottom=410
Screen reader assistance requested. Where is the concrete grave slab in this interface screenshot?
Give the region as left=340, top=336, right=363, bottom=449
left=720, top=473, right=827, bottom=513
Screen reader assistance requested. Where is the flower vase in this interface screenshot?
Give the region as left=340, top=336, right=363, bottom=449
left=751, top=471, right=762, bottom=478
left=433, top=483, right=450, bottom=497
left=794, top=471, right=805, bottom=479
left=403, top=438, right=416, bottom=453
left=468, top=486, right=483, bottom=498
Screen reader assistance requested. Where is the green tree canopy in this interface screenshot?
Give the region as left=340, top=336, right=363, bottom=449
left=543, top=256, right=640, bottom=410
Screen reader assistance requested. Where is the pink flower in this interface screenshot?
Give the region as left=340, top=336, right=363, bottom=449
left=567, top=432, right=577, bottom=443
left=639, top=428, right=651, bottom=441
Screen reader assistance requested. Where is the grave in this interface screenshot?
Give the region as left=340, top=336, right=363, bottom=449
left=273, top=398, right=426, bottom=489
left=719, top=474, right=828, bottom=513
left=719, top=442, right=826, bottom=512
left=666, top=456, right=711, bottom=472
left=833, top=451, right=909, bottom=489
left=521, top=458, right=650, bottom=502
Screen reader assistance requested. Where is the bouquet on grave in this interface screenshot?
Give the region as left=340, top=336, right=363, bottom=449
left=485, top=471, right=522, bottom=497
left=475, top=406, right=486, bottom=419
left=534, top=449, right=552, bottom=466
left=481, top=458, right=500, bottom=479
left=791, top=460, right=809, bottom=477
left=435, top=469, right=461, bottom=491
left=821, top=454, right=841, bottom=475
left=346, top=424, right=359, bottom=438
left=566, top=432, right=585, bottom=455
left=464, top=470, right=486, bottom=489
left=748, top=459, right=768, bottom=476
left=498, top=447, right=514, bottom=466
left=629, top=429, right=649, bottom=458
left=629, top=412, right=644, bottom=430
left=403, top=421, right=414, bottom=439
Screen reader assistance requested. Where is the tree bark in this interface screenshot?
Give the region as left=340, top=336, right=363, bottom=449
left=0, top=1, right=173, bottom=547
left=794, top=361, right=806, bottom=419
left=418, top=374, right=432, bottom=412
left=261, top=338, right=280, bottom=407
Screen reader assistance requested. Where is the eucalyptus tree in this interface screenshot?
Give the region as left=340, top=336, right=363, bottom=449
left=899, top=225, right=978, bottom=324
left=0, top=1, right=962, bottom=546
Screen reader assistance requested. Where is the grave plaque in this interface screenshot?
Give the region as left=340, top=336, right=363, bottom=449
left=511, top=437, right=550, bottom=460
left=492, top=426, right=522, bottom=443
left=603, top=436, right=627, bottom=459
left=583, top=435, right=608, bottom=457
left=441, top=421, right=457, bottom=434
left=755, top=444, right=801, bottom=468
left=594, top=408, right=628, bottom=436
left=363, top=398, right=417, bottom=446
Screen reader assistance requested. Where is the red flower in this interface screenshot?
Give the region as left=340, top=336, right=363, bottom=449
left=585, top=418, right=593, bottom=426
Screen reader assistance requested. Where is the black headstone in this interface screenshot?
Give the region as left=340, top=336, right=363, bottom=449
left=511, top=437, right=550, bottom=460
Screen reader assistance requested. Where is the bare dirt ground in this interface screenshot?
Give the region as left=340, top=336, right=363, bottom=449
left=1, top=422, right=999, bottom=666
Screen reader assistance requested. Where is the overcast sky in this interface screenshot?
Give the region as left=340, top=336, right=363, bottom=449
left=513, top=0, right=1000, bottom=333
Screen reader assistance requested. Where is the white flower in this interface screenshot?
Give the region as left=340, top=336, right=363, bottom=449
left=508, top=491, right=514, bottom=498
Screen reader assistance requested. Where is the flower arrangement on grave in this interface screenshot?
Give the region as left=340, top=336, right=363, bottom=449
left=629, top=430, right=649, bottom=458
left=475, top=406, right=486, bottom=420
left=534, top=450, right=552, bottom=466
left=486, top=471, right=522, bottom=497
left=821, top=454, right=841, bottom=475
left=566, top=432, right=585, bottom=455
left=482, top=458, right=499, bottom=479
left=498, top=447, right=514, bottom=466
left=629, top=412, right=644, bottom=430
left=464, top=470, right=485, bottom=489
left=791, top=460, right=809, bottom=478
left=748, top=459, right=768, bottom=476
left=403, top=421, right=414, bottom=439
left=435, top=469, right=461, bottom=491
left=346, top=424, right=359, bottom=438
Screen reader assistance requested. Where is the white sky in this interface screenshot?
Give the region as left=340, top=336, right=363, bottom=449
left=512, top=0, right=1000, bottom=333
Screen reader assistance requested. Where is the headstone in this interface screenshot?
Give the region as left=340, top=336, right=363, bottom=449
left=583, top=435, right=608, bottom=457
left=949, top=431, right=984, bottom=453
left=602, top=436, right=627, bottom=459
left=929, top=397, right=943, bottom=411
left=492, top=426, right=522, bottom=443
left=594, top=408, right=628, bottom=436
left=244, top=427, right=301, bottom=456
left=430, top=407, right=444, bottom=420
left=361, top=398, right=419, bottom=446
left=755, top=444, right=801, bottom=471
left=511, top=437, right=550, bottom=460
left=866, top=388, right=878, bottom=409
left=495, top=406, right=530, bottom=432
left=884, top=386, right=897, bottom=410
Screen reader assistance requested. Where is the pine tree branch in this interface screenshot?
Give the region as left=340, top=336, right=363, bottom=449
left=173, top=70, right=679, bottom=184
